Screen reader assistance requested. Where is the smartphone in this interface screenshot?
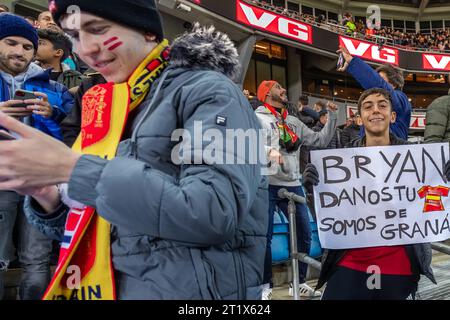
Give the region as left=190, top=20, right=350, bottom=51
left=12, top=89, right=36, bottom=108
left=0, top=130, right=15, bottom=140
left=337, top=53, right=344, bottom=69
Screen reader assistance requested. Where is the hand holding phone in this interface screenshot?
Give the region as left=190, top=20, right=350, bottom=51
left=1, top=90, right=52, bottom=119
left=23, top=91, right=53, bottom=119
left=0, top=91, right=34, bottom=119
left=0, top=100, right=31, bottom=118
left=12, top=89, right=36, bottom=108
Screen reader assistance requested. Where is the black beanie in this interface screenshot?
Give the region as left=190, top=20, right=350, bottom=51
left=48, top=0, right=164, bottom=40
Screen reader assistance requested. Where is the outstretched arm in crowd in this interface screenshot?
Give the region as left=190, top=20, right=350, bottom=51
left=337, top=46, right=411, bottom=139
left=292, top=102, right=338, bottom=148
left=337, top=46, right=400, bottom=107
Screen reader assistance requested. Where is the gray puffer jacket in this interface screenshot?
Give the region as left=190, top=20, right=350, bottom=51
left=24, top=24, right=268, bottom=300
left=424, top=94, right=450, bottom=143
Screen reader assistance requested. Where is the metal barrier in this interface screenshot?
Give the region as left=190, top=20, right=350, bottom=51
left=431, top=242, right=450, bottom=255
left=277, top=188, right=321, bottom=300
left=294, top=253, right=322, bottom=271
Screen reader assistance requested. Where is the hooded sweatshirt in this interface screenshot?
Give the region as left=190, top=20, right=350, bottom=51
left=0, top=62, right=43, bottom=97
left=0, top=62, right=44, bottom=128
left=255, top=105, right=337, bottom=186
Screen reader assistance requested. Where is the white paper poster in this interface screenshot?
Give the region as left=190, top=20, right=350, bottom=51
left=310, top=143, right=450, bottom=249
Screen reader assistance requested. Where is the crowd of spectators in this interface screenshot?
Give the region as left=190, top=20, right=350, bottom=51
left=249, top=0, right=450, bottom=53
left=374, top=28, right=450, bottom=52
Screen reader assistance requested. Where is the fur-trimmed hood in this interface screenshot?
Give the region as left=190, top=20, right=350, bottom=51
left=169, top=23, right=240, bottom=80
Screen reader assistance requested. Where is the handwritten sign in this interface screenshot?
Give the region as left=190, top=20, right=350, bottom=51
left=310, top=143, right=450, bottom=249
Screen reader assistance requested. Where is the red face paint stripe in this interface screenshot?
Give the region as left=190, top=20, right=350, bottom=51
left=103, top=37, right=118, bottom=46
left=108, top=42, right=123, bottom=51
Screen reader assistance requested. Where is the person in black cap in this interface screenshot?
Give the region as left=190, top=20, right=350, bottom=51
left=0, top=1, right=267, bottom=300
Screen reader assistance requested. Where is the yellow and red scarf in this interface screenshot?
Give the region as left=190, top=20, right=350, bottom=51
left=43, top=40, right=170, bottom=300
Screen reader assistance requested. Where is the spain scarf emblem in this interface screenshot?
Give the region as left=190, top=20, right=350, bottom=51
left=43, top=40, right=170, bottom=300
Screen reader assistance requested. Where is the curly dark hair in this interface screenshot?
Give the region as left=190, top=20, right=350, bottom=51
left=357, top=88, right=392, bottom=114
left=376, top=64, right=404, bottom=90
left=37, top=28, right=72, bottom=61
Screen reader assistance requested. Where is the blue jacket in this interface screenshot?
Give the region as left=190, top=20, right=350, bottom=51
left=0, top=64, right=74, bottom=140
left=347, top=57, right=412, bottom=140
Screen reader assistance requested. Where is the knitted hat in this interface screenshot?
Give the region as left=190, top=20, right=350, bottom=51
left=0, top=13, right=38, bottom=50
left=257, top=80, right=276, bottom=103
left=49, top=0, right=164, bottom=40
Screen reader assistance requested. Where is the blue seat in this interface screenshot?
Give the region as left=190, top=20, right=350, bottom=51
left=271, top=208, right=290, bottom=263
left=271, top=199, right=323, bottom=264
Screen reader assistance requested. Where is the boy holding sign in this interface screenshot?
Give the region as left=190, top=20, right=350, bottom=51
left=303, top=88, right=450, bottom=299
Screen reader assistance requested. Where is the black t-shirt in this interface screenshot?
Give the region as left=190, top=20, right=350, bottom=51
left=50, top=71, right=63, bottom=82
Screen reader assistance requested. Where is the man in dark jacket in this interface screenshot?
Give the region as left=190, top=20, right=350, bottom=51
left=337, top=45, right=411, bottom=140
left=300, top=109, right=342, bottom=173
left=311, top=109, right=342, bottom=149
left=303, top=88, right=438, bottom=300
left=0, top=13, right=74, bottom=300
left=296, top=95, right=319, bottom=128
left=0, top=0, right=267, bottom=300
left=424, top=90, right=450, bottom=143
left=340, top=114, right=361, bottom=146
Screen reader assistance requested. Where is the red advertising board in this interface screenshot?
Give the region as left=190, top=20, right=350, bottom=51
left=236, top=0, right=312, bottom=44
left=339, top=36, right=399, bottom=66
left=423, top=53, right=450, bottom=71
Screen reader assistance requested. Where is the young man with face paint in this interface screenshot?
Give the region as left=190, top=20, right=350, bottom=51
left=0, top=0, right=267, bottom=300
left=303, top=88, right=444, bottom=300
